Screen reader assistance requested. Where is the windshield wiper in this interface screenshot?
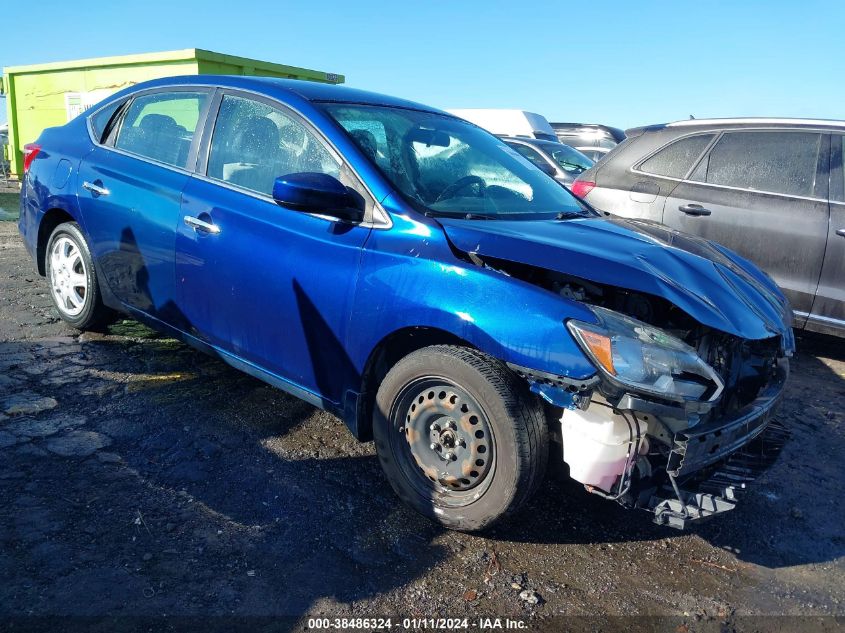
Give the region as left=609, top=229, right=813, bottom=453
left=555, top=211, right=587, bottom=220
left=559, top=161, right=586, bottom=171
left=464, top=212, right=498, bottom=220
left=425, top=211, right=499, bottom=220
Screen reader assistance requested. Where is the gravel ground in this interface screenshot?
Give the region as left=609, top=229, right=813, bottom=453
left=1, top=219, right=844, bottom=630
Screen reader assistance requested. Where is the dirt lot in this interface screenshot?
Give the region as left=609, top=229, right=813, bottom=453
left=1, top=217, right=844, bottom=630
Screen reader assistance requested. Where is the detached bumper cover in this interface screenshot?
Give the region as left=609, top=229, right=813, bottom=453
left=650, top=419, right=790, bottom=529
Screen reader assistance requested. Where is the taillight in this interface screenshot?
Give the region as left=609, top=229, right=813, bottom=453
left=23, top=143, right=42, bottom=174
left=570, top=179, right=595, bottom=198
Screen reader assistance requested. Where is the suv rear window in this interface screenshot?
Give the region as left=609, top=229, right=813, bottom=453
left=692, top=131, right=822, bottom=197
left=638, top=134, right=714, bottom=179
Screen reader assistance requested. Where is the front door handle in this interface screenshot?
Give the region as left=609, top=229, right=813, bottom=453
left=678, top=203, right=712, bottom=217
left=837, top=228, right=845, bottom=237
left=184, top=215, right=221, bottom=235
left=82, top=180, right=110, bottom=197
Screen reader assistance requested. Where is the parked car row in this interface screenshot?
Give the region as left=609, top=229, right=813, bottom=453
left=501, top=136, right=593, bottom=185
left=19, top=76, right=797, bottom=532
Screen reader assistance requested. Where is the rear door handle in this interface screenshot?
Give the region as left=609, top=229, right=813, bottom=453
left=184, top=215, right=221, bottom=235
left=837, top=228, right=845, bottom=237
left=82, top=181, right=110, bottom=197
left=678, top=203, right=712, bottom=216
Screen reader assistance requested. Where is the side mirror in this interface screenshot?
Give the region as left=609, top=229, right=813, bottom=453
left=272, top=172, right=365, bottom=222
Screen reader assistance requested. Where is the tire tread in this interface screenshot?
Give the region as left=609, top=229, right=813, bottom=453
left=374, top=344, right=549, bottom=531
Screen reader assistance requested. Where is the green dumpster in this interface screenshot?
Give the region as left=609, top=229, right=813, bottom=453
left=1, top=48, right=344, bottom=178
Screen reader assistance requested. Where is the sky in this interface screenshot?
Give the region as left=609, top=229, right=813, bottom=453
left=1, top=1, right=842, bottom=130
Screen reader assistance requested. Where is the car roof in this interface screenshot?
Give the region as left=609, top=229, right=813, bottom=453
left=627, top=117, right=845, bottom=136
left=550, top=122, right=626, bottom=142
left=119, top=74, right=445, bottom=114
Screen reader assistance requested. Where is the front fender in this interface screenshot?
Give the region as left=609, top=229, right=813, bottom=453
left=348, top=212, right=598, bottom=381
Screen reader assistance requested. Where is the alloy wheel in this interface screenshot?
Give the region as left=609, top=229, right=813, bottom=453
left=49, top=236, right=88, bottom=317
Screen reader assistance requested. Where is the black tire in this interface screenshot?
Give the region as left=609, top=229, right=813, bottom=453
left=44, top=222, right=113, bottom=330
left=373, top=345, right=548, bottom=531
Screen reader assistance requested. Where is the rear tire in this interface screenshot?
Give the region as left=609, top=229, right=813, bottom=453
left=373, top=345, right=548, bottom=531
left=45, top=222, right=113, bottom=330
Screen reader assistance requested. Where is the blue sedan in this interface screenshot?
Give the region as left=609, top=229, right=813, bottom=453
left=19, top=76, right=794, bottom=530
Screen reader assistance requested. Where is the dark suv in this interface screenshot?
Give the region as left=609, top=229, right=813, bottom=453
left=573, top=119, right=845, bottom=338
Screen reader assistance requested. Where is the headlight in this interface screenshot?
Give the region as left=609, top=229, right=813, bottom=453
left=567, top=306, right=724, bottom=403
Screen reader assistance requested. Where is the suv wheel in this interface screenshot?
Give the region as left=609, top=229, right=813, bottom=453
left=373, top=345, right=548, bottom=531
left=45, top=222, right=112, bottom=330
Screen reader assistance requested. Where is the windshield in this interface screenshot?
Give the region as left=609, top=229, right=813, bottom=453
left=546, top=144, right=594, bottom=174
left=322, top=103, right=588, bottom=219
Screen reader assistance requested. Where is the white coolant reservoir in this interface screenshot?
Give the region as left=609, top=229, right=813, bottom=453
left=561, top=404, right=647, bottom=492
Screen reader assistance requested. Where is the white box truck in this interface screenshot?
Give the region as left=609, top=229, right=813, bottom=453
left=447, top=109, right=558, bottom=141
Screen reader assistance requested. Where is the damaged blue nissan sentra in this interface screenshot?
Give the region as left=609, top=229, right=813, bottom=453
left=19, top=76, right=794, bottom=530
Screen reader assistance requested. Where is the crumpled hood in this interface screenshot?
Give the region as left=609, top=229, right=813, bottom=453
left=437, top=215, right=794, bottom=347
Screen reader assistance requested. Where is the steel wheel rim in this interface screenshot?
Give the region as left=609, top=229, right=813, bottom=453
left=49, top=236, right=88, bottom=317
left=391, top=377, right=496, bottom=507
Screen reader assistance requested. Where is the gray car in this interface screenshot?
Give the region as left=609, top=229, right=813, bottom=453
left=572, top=118, right=845, bottom=338
left=502, top=137, right=593, bottom=185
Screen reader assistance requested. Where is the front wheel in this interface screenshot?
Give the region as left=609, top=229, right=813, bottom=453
left=373, top=345, right=548, bottom=531
left=45, top=222, right=113, bottom=330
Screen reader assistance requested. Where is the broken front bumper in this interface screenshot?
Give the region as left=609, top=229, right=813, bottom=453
left=648, top=358, right=790, bottom=529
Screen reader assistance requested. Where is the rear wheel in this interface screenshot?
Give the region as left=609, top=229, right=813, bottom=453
left=45, top=222, right=113, bottom=330
left=373, top=345, right=548, bottom=531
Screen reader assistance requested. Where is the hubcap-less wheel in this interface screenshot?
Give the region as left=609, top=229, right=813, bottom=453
left=49, top=236, right=88, bottom=317
left=392, top=378, right=495, bottom=505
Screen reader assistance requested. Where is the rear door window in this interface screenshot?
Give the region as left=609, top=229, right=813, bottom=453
left=638, top=134, right=714, bottom=179
left=831, top=135, right=845, bottom=203
left=693, top=131, right=822, bottom=197
left=115, top=91, right=208, bottom=168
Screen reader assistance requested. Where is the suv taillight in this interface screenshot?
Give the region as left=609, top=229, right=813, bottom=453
left=570, top=179, right=595, bottom=198
left=23, top=143, right=42, bottom=174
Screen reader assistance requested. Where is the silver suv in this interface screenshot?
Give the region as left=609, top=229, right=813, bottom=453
left=572, top=118, right=845, bottom=338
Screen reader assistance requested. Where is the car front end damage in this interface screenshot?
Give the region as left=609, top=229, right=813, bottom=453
left=434, top=214, right=795, bottom=528
left=512, top=313, right=790, bottom=529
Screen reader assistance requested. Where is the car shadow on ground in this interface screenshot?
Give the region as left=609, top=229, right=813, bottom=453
left=0, top=330, right=450, bottom=618
left=694, top=332, right=845, bottom=568
left=2, top=326, right=845, bottom=621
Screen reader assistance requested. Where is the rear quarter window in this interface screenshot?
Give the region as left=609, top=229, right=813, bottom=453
left=89, top=99, right=126, bottom=143
left=638, top=134, right=714, bottom=179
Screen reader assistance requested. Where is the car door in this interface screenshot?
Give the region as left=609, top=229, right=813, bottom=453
left=602, top=132, right=715, bottom=219
left=808, top=133, right=845, bottom=334
left=78, top=88, right=211, bottom=320
left=663, top=130, right=830, bottom=317
left=175, top=91, right=373, bottom=403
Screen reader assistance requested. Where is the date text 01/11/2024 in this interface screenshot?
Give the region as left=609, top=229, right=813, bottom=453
left=306, top=617, right=528, bottom=629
